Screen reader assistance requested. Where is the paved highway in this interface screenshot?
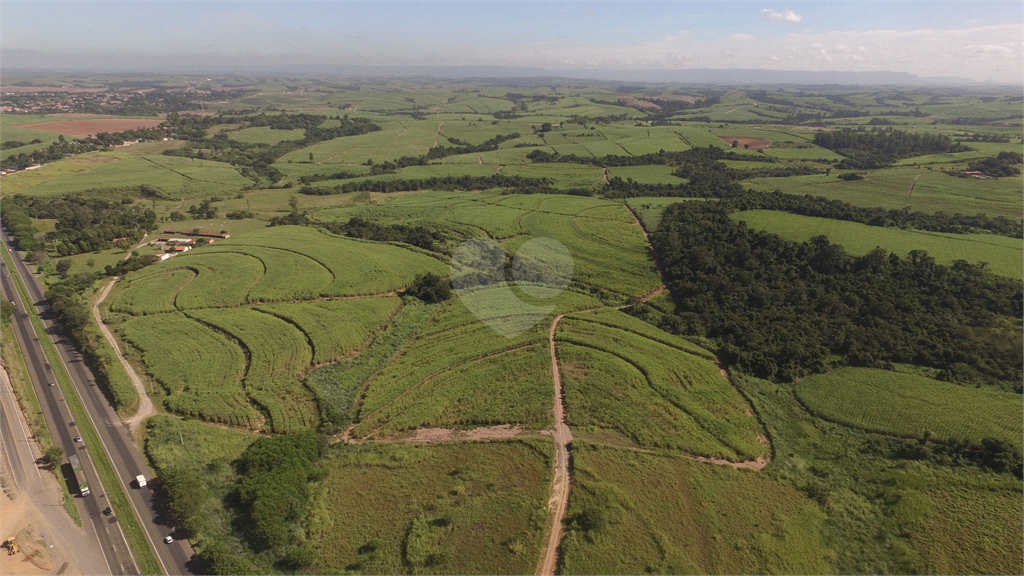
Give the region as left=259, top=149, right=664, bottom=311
left=0, top=366, right=111, bottom=575
left=1, top=227, right=196, bottom=575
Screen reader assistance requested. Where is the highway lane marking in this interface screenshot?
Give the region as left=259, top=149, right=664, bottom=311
left=87, top=512, right=116, bottom=576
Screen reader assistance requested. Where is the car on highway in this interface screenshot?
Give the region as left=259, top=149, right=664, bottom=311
left=164, top=536, right=174, bottom=544
left=103, top=507, right=112, bottom=516
left=73, top=435, right=82, bottom=443
left=48, top=381, right=55, bottom=387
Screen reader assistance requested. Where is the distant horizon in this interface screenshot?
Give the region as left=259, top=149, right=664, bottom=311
left=1, top=64, right=1020, bottom=89
left=3, top=2, right=1022, bottom=84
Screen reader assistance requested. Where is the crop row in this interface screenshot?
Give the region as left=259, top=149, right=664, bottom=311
left=119, top=313, right=259, bottom=429
left=256, top=296, right=401, bottom=364
left=187, top=307, right=318, bottom=433
left=556, top=317, right=763, bottom=460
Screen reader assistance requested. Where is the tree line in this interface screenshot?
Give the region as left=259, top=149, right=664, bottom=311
left=2, top=194, right=156, bottom=255
left=813, top=127, right=971, bottom=169
left=643, top=201, right=1022, bottom=386
left=298, top=174, right=552, bottom=195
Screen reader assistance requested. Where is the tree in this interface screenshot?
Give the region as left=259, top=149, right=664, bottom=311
left=86, top=258, right=95, bottom=269
left=540, top=122, right=552, bottom=132
left=55, top=259, right=73, bottom=277
left=45, top=445, right=64, bottom=469
left=309, top=152, right=314, bottom=162
left=732, top=140, right=738, bottom=148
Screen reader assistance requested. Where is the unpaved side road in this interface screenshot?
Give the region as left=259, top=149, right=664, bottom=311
left=536, top=314, right=573, bottom=576
left=92, top=278, right=155, bottom=432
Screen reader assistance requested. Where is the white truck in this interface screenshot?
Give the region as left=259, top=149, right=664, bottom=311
left=136, top=474, right=147, bottom=488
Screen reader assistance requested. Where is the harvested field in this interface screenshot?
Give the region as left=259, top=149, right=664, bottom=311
left=17, top=118, right=164, bottom=138
left=718, top=136, right=771, bottom=150
left=618, top=96, right=660, bottom=110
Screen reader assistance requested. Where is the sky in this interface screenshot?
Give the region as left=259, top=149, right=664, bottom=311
left=2, top=1, right=1022, bottom=83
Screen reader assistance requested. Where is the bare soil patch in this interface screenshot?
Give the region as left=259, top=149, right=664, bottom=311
left=718, top=136, right=771, bottom=150
left=17, top=118, right=164, bottom=138
left=384, top=424, right=526, bottom=443
left=618, top=96, right=660, bottom=110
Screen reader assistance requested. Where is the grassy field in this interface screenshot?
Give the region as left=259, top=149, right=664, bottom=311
left=743, top=166, right=1024, bottom=219
left=561, top=444, right=833, bottom=575
left=738, top=372, right=1023, bottom=574
left=795, top=367, right=1023, bottom=448
left=732, top=209, right=1023, bottom=279
left=308, top=441, right=551, bottom=574
left=2, top=149, right=252, bottom=198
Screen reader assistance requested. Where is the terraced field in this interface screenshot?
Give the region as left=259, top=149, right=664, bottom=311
left=350, top=287, right=604, bottom=438
left=109, top=225, right=446, bottom=314
left=555, top=310, right=763, bottom=460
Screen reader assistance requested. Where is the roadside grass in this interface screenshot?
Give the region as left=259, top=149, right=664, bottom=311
left=732, top=209, right=1023, bottom=279
left=308, top=441, right=552, bottom=575
left=1, top=246, right=163, bottom=575
left=795, top=367, right=1023, bottom=449
left=561, top=443, right=832, bottom=575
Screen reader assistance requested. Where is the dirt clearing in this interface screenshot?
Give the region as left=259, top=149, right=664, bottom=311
left=18, top=118, right=164, bottom=138
left=718, top=136, right=771, bottom=150
left=618, top=96, right=660, bottom=110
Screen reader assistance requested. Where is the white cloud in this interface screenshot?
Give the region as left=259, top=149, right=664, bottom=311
left=505, top=23, right=1022, bottom=83
left=762, top=8, right=803, bottom=23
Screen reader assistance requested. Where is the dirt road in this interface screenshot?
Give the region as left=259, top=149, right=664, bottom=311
left=92, top=278, right=155, bottom=431
left=536, top=314, right=573, bottom=576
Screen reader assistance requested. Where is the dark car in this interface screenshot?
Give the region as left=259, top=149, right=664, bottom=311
left=103, top=507, right=112, bottom=516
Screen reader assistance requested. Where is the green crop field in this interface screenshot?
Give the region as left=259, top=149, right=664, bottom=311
left=120, top=313, right=258, bottom=427
left=561, top=444, right=832, bottom=575
left=308, top=441, right=551, bottom=574
left=795, top=367, right=1023, bottom=448
left=351, top=287, right=603, bottom=438
left=227, top=126, right=306, bottom=145
left=743, top=166, right=1024, bottom=219
left=318, top=191, right=662, bottom=298
left=255, top=296, right=401, bottom=364
left=556, top=312, right=763, bottom=460
left=187, top=307, right=318, bottom=433
left=109, top=268, right=194, bottom=315
left=733, top=210, right=1024, bottom=278
left=2, top=150, right=252, bottom=198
